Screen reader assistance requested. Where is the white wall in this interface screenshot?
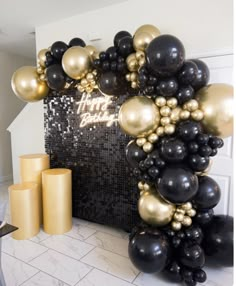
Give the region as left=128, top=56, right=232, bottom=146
left=0, top=51, right=34, bottom=183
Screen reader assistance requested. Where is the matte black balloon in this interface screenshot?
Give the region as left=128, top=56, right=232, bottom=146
left=194, top=209, right=214, bottom=226
left=176, top=86, right=194, bottom=105
left=177, top=120, right=202, bottom=142
left=46, top=64, right=66, bottom=91
left=146, top=35, right=185, bottom=76
left=156, top=77, right=178, bottom=97
left=163, top=261, right=182, bottom=283
left=68, top=38, right=86, bottom=47
left=128, top=227, right=170, bottom=273
left=190, top=59, right=210, bottom=91
left=117, top=36, right=134, bottom=57
left=158, top=166, right=198, bottom=204
left=51, top=41, right=68, bottom=60
left=114, top=30, right=132, bottom=47
left=202, top=215, right=233, bottom=267
left=188, top=155, right=209, bottom=172
left=125, top=141, right=146, bottom=168
left=98, top=71, right=124, bottom=95
left=160, top=138, right=187, bottom=163
left=178, top=61, right=198, bottom=85
left=179, top=243, right=205, bottom=269
left=193, top=176, right=221, bottom=209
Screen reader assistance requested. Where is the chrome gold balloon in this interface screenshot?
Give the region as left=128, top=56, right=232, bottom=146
left=133, top=32, right=154, bottom=51
left=85, top=45, right=98, bottom=59
left=118, top=96, right=160, bottom=137
left=37, top=49, right=48, bottom=68
left=11, top=66, right=49, bottom=102
left=134, top=24, right=161, bottom=39
left=138, top=188, right=176, bottom=226
left=195, top=83, right=233, bottom=138
left=62, top=46, right=91, bottom=80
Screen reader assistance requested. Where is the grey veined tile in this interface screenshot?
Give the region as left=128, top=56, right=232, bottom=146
left=21, top=271, right=69, bottom=286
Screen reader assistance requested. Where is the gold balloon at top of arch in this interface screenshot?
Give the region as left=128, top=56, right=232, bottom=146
left=11, top=66, right=49, bottom=102
left=195, top=83, right=233, bottom=138
left=62, top=46, right=92, bottom=80
left=37, top=49, right=48, bottom=68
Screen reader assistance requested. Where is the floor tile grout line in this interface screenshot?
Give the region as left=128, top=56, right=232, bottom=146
left=27, top=248, right=49, bottom=263
left=18, top=270, right=40, bottom=286
left=74, top=267, right=94, bottom=286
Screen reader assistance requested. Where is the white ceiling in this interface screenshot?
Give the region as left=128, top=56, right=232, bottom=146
left=0, top=0, right=126, bottom=59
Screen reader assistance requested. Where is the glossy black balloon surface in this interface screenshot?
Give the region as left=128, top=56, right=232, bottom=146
left=114, top=31, right=132, bottom=47
left=176, top=86, right=194, bottom=105
left=125, top=141, right=146, bottom=168
left=179, top=243, right=205, bottom=269
left=163, top=261, right=182, bottom=282
left=68, top=38, right=86, bottom=47
left=177, top=120, right=202, bottom=142
left=117, top=36, right=134, bottom=57
left=98, top=71, right=124, bottom=95
left=51, top=41, right=68, bottom=60
left=194, top=209, right=214, bottom=226
left=46, top=64, right=66, bottom=91
left=160, top=138, right=187, bottom=163
left=178, top=60, right=198, bottom=85
left=188, top=154, right=209, bottom=172
left=190, top=59, right=210, bottom=91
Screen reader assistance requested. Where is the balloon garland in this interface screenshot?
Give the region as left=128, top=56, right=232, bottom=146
left=11, top=24, right=233, bottom=286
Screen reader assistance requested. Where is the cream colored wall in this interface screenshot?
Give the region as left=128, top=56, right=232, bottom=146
left=0, top=51, right=34, bottom=182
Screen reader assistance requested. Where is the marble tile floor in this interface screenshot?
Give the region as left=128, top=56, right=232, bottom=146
left=0, top=181, right=233, bottom=286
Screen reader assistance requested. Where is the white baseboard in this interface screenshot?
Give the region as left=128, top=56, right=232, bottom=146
left=0, top=174, right=13, bottom=184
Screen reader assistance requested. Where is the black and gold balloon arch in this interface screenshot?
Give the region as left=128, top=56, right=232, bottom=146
left=11, top=24, right=233, bottom=286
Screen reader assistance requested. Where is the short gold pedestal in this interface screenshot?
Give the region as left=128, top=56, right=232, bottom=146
left=20, top=154, right=50, bottom=223
left=8, top=182, right=40, bottom=240
left=42, top=168, right=72, bottom=234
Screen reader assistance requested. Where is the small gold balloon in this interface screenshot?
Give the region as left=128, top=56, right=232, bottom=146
left=172, top=221, right=182, bottom=231
left=174, top=212, right=184, bottom=222
left=191, top=109, right=204, bottom=121
left=138, top=181, right=144, bottom=190
left=170, top=107, right=181, bottom=123
left=86, top=86, right=93, bottom=93
left=195, top=83, right=233, bottom=138
left=138, top=58, right=146, bottom=67
left=126, top=73, right=131, bottom=81
left=181, top=202, right=192, bottom=211
left=37, top=48, right=48, bottom=68
left=133, top=32, right=154, bottom=51
left=182, top=216, right=192, bottom=226
left=167, top=97, right=178, bottom=109
left=180, top=110, right=190, bottom=120
left=131, top=81, right=138, bottom=89
left=39, top=74, right=46, bottom=81
left=160, top=106, right=171, bottom=117
left=77, top=85, right=84, bottom=92
left=138, top=188, right=176, bottom=226
left=186, top=209, right=196, bottom=217
left=130, top=72, right=138, bottom=82
left=81, top=78, right=88, bottom=87
left=176, top=208, right=185, bottom=215
left=164, top=124, right=175, bottom=135
left=62, top=46, right=91, bottom=80
left=161, top=117, right=171, bottom=126
left=156, top=126, right=165, bottom=136
left=143, top=183, right=151, bottom=191
left=184, top=99, right=199, bottom=111
left=148, top=133, right=158, bottom=143
left=126, top=53, right=138, bottom=71
left=86, top=73, right=94, bottom=82
left=143, top=142, right=153, bottom=153
left=134, top=24, right=161, bottom=39
left=37, top=66, right=44, bottom=75
left=118, top=96, right=160, bottom=137
left=136, top=137, right=147, bottom=147
left=11, top=66, right=49, bottom=102
left=85, top=45, right=98, bottom=59
left=155, top=96, right=166, bottom=107
left=136, top=50, right=145, bottom=60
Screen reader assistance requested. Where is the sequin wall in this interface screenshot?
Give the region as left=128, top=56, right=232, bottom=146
left=44, top=90, right=139, bottom=231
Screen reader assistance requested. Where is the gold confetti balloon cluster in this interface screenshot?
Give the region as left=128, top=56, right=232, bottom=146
left=171, top=202, right=196, bottom=231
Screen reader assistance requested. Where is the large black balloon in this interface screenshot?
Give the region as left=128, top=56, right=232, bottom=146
left=46, top=64, right=66, bottom=91
left=158, top=166, right=198, bottom=204
left=194, top=209, right=214, bottom=226
left=178, top=60, right=198, bottom=85
left=190, top=59, right=210, bottom=91
left=114, top=30, right=132, bottom=47
left=146, top=34, right=185, bottom=76
left=125, top=141, right=146, bottom=168
left=128, top=227, right=170, bottom=273
left=160, top=138, right=187, bottom=163
left=202, top=215, right=233, bottom=267
left=68, top=37, right=86, bottom=47
left=177, top=120, right=202, bottom=142
left=193, top=176, right=221, bottom=209
left=117, top=36, right=134, bottom=57
left=98, top=71, right=125, bottom=95
left=51, top=41, right=68, bottom=60
left=179, top=243, right=205, bottom=269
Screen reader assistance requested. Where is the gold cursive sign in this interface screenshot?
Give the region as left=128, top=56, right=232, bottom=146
left=76, top=93, right=118, bottom=128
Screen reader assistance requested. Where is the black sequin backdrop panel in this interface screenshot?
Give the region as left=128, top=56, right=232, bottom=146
left=44, top=90, right=139, bottom=231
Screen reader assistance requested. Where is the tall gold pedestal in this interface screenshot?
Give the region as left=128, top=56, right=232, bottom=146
left=20, top=154, right=50, bottom=223
left=9, top=182, right=40, bottom=240
left=42, top=168, right=72, bottom=234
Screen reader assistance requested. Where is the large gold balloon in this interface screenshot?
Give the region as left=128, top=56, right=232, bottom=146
left=62, top=46, right=91, bottom=80
left=133, top=32, right=155, bottom=51
left=138, top=188, right=176, bottom=226
left=37, top=49, right=48, bottom=68
left=195, top=83, right=233, bottom=138
left=11, top=66, right=49, bottom=102
left=118, top=96, right=160, bottom=137
left=134, top=24, right=161, bottom=39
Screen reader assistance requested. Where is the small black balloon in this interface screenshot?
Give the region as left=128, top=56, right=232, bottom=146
left=185, top=225, right=203, bottom=244
left=106, top=46, right=118, bottom=61
left=196, top=133, right=209, bottom=145
left=194, top=209, right=214, bottom=226
left=114, top=30, right=132, bottom=47
left=46, top=64, right=66, bottom=91
left=158, top=166, right=198, bottom=204
left=179, top=243, right=205, bottom=269
left=188, top=154, right=209, bottom=172
left=51, top=41, right=68, bottom=60
left=148, top=166, right=160, bottom=179
left=128, top=227, right=170, bottom=273
left=117, top=36, right=134, bottom=57
left=98, top=71, right=124, bottom=95
left=163, top=261, right=182, bottom=283
left=177, top=120, right=202, bottom=142
left=199, top=145, right=212, bottom=157
left=202, top=215, right=233, bottom=267
left=45, top=52, right=55, bottom=67
left=208, top=136, right=224, bottom=149
left=190, top=59, right=210, bottom=91
left=176, top=86, right=194, bottom=105
left=99, top=51, right=107, bottom=61
left=193, top=176, right=221, bottom=209
left=178, top=60, right=198, bottom=85
left=157, top=77, right=178, bottom=97
left=188, top=141, right=199, bottom=154
left=68, top=38, right=86, bottom=47
left=146, top=34, right=185, bottom=76
left=193, top=269, right=207, bottom=283
left=125, top=141, right=146, bottom=168
left=160, top=138, right=187, bottom=163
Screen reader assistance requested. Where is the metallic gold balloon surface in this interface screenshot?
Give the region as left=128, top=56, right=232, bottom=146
left=196, top=83, right=233, bottom=138
left=138, top=188, right=176, bottom=226
left=62, top=46, right=91, bottom=80
left=38, top=49, right=48, bottom=67
left=134, top=24, right=161, bottom=39
left=85, top=45, right=98, bottom=59
left=118, top=96, right=160, bottom=137
left=133, top=32, right=154, bottom=51
left=11, top=66, right=49, bottom=102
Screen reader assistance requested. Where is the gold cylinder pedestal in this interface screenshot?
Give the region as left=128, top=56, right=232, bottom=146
left=9, top=182, right=40, bottom=240
left=20, top=154, right=50, bottom=223
left=42, top=168, right=72, bottom=234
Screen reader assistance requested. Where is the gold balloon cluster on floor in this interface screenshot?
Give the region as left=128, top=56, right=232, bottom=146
left=77, top=70, right=98, bottom=93
left=171, top=202, right=196, bottom=231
